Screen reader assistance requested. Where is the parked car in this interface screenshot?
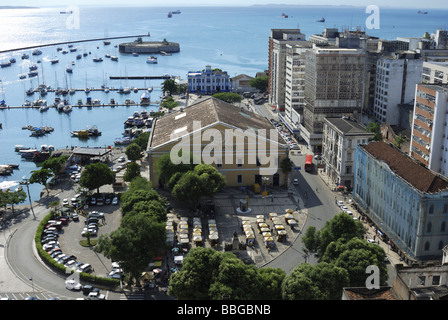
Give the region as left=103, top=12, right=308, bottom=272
left=87, top=292, right=106, bottom=300
left=90, top=197, right=96, bottom=205
left=118, top=156, right=125, bottom=162
left=65, top=279, right=82, bottom=291
left=293, top=178, right=299, bottom=185
left=112, top=197, right=118, bottom=205
left=72, top=213, right=79, bottom=221
left=105, top=197, right=111, bottom=205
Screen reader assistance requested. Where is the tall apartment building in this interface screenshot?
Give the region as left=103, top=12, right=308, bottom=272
left=268, top=29, right=306, bottom=112
left=373, top=52, right=423, bottom=125
left=282, top=42, right=312, bottom=138
left=301, top=46, right=366, bottom=152
left=410, top=84, right=448, bottom=174
left=422, top=61, right=448, bottom=84
left=353, top=141, right=448, bottom=263
left=322, top=116, right=374, bottom=189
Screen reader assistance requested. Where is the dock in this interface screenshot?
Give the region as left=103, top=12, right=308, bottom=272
left=109, top=76, right=171, bottom=80
left=0, top=103, right=161, bottom=110
left=0, top=34, right=151, bottom=54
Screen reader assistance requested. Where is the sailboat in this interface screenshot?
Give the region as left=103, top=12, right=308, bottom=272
left=317, top=17, right=325, bottom=22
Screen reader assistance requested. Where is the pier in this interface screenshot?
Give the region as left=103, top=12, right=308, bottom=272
left=109, top=76, right=171, bottom=80
left=0, top=103, right=161, bottom=110
left=0, top=34, right=151, bottom=54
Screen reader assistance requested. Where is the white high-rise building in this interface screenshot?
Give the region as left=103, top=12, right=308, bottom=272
left=373, top=52, right=423, bottom=125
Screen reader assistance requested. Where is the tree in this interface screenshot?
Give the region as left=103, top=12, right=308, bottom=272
left=132, top=131, right=150, bottom=150
left=120, top=188, right=166, bottom=215
left=301, top=226, right=320, bottom=255
left=280, top=157, right=293, bottom=186
left=168, top=247, right=285, bottom=300
left=171, top=164, right=226, bottom=209
left=123, top=161, right=141, bottom=182
left=394, top=134, right=406, bottom=149
left=366, top=122, right=382, bottom=141
left=211, top=92, right=242, bottom=104
left=162, top=78, right=177, bottom=95
left=321, top=238, right=388, bottom=287
left=95, top=213, right=166, bottom=285
left=29, top=168, right=53, bottom=195
left=156, top=153, right=195, bottom=186
left=160, top=96, right=179, bottom=110
left=79, top=162, right=114, bottom=194
left=40, top=155, right=68, bottom=176
left=125, top=143, right=143, bottom=162
left=249, top=76, right=268, bottom=93
left=0, top=189, right=27, bottom=213
left=282, top=263, right=349, bottom=300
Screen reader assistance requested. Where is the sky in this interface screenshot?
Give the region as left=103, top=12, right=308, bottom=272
left=4, top=0, right=448, bottom=9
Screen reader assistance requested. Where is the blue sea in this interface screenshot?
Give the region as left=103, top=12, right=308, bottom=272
left=0, top=5, right=447, bottom=200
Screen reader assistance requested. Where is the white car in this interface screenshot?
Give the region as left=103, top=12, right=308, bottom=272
left=118, top=156, right=125, bottom=162
left=62, top=199, right=69, bottom=206
left=87, top=292, right=106, bottom=300
left=337, top=200, right=344, bottom=207
left=65, top=279, right=82, bottom=291
left=293, top=178, right=299, bottom=185
left=346, top=210, right=353, bottom=216
left=367, top=239, right=376, bottom=244
left=112, top=197, right=118, bottom=205
left=341, top=205, right=349, bottom=212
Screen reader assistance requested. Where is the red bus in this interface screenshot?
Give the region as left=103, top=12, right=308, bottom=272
left=304, top=155, right=313, bottom=172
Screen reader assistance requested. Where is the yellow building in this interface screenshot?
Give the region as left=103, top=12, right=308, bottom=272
left=146, top=97, right=289, bottom=189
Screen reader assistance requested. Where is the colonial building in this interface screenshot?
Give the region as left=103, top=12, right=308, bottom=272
left=322, top=116, right=374, bottom=190
left=187, top=65, right=230, bottom=94
left=146, top=97, right=289, bottom=189
left=353, top=141, right=448, bottom=263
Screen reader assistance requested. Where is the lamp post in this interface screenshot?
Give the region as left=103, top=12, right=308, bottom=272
left=21, top=177, right=35, bottom=219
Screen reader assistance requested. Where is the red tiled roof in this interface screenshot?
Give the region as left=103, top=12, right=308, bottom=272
left=361, top=141, right=448, bottom=193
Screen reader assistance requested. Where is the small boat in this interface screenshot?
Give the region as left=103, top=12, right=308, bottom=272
left=69, top=88, right=76, bottom=95
left=172, top=10, right=181, bottom=14
left=1, top=62, right=11, bottom=68
left=29, top=64, right=38, bottom=71
left=123, top=87, right=131, bottom=94
left=70, top=47, right=77, bottom=52
left=146, top=56, right=157, bottom=64
left=111, top=56, right=118, bottom=61
left=50, top=59, right=59, bottom=64
left=140, top=91, right=151, bottom=105
left=21, top=53, right=29, bottom=59
left=105, top=53, right=111, bottom=58
left=76, top=54, right=82, bottom=60
left=66, top=66, right=73, bottom=73
left=281, top=13, right=288, bottom=18
left=85, top=87, right=90, bottom=94
left=26, top=88, right=35, bottom=96
left=39, top=105, right=49, bottom=112
left=63, top=105, right=72, bottom=113
left=23, top=100, right=31, bottom=107
left=19, top=74, right=27, bottom=79
left=132, top=52, right=139, bottom=57
left=418, top=10, right=428, bottom=14
left=104, top=40, right=111, bottom=45
left=57, top=102, right=65, bottom=112
left=28, top=71, right=38, bottom=77
left=104, top=87, right=110, bottom=93
left=93, top=57, right=103, bottom=62
left=133, top=87, right=138, bottom=93
left=32, top=49, right=42, bottom=56
left=9, top=58, right=16, bottom=63
left=93, top=99, right=101, bottom=105
left=317, top=17, right=325, bottom=22
left=167, top=12, right=172, bottom=18
left=114, top=137, right=132, bottom=145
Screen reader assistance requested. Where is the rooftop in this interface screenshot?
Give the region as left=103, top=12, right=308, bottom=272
left=361, top=141, right=448, bottom=193
left=325, top=116, right=373, bottom=136
left=149, top=97, right=285, bottom=149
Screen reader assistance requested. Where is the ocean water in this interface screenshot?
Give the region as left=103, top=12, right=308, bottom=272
left=0, top=5, right=447, bottom=200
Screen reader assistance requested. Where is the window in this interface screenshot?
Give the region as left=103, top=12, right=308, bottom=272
left=418, top=276, right=426, bottom=285
left=432, top=275, right=441, bottom=286
left=237, top=158, right=243, bottom=167
left=427, top=222, right=432, bottom=233
left=237, top=175, right=242, bottom=184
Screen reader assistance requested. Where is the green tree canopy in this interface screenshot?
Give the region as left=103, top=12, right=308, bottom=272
left=211, top=92, right=242, bottom=104
left=0, top=188, right=27, bottom=213
left=157, top=153, right=196, bottom=186
left=125, top=143, right=143, bottom=162
left=162, top=78, right=177, bottom=95
left=29, top=167, right=53, bottom=194
left=79, top=162, right=114, bottom=194
left=249, top=76, right=268, bottom=92
left=123, top=161, right=141, bottom=182
left=168, top=247, right=285, bottom=300
left=39, top=155, right=68, bottom=176
left=282, top=262, right=349, bottom=300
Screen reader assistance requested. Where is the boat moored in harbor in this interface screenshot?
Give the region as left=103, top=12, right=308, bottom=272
left=146, top=56, right=157, bottom=64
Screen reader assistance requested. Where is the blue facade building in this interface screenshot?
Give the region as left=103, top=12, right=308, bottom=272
left=187, top=65, right=230, bottom=94
left=353, top=141, right=448, bottom=263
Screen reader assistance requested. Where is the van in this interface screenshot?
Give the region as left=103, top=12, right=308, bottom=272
left=77, top=263, right=92, bottom=273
